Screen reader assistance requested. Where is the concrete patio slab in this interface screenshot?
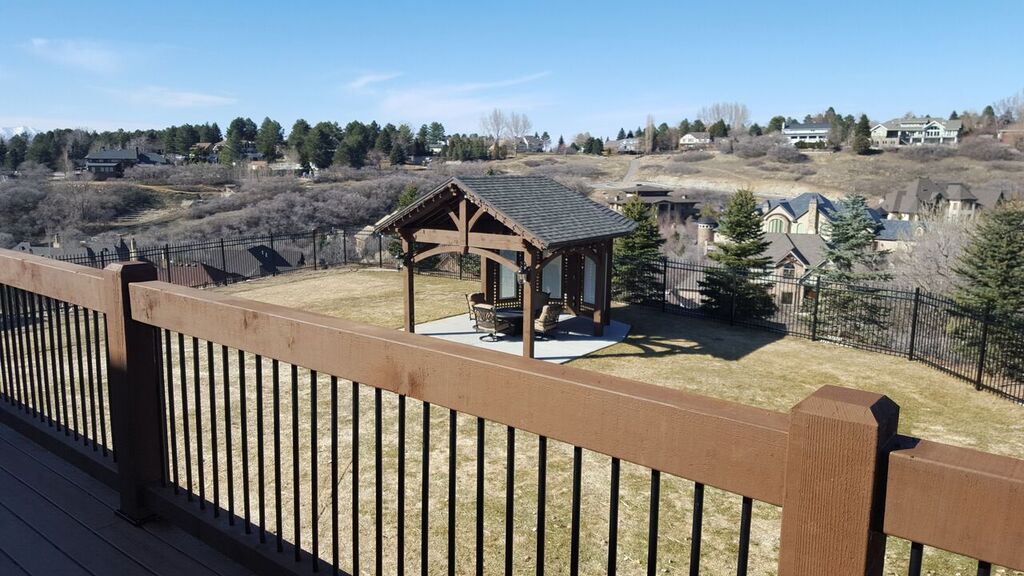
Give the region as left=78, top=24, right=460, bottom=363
left=414, top=313, right=631, bottom=363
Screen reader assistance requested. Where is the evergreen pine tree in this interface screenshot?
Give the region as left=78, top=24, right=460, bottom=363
left=698, top=189, right=775, bottom=320
left=288, top=119, right=311, bottom=167
left=617, top=128, right=626, bottom=140
left=852, top=114, right=872, bottom=154
left=815, top=194, right=892, bottom=345
left=612, top=197, right=665, bottom=304
left=255, top=117, right=283, bottom=161
left=0, top=138, right=6, bottom=168
left=949, top=110, right=959, bottom=120
left=691, top=120, right=706, bottom=133
left=389, top=142, right=407, bottom=165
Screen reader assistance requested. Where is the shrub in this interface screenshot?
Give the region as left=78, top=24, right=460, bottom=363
left=661, top=162, right=699, bottom=176
left=673, top=151, right=713, bottom=162
left=901, top=146, right=956, bottom=162
left=766, top=145, right=808, bottom=164
left=126, top=164, right=237, bottom=186
left=957, top=137, right=1021, bottom=162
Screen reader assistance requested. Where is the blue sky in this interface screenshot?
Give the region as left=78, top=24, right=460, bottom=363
left=1, top=0, right=1022, bottom=139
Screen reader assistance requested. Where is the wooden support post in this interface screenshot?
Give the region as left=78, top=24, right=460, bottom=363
left=522, top=248, right=536, bottom=358
left=480, top=256, right=491, bottom=303
left=401, top=234, right=415, bottom=333
left=778, top=386, right=899, bottom=576
left=104, top=261, right=162, bottom=523
left=592, top=245, right=606, bottom=337
left=604, top=240, right=613, bottom=326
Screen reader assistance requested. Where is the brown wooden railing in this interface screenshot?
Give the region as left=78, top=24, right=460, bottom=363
left=0, top=248, right=1021, bottom=575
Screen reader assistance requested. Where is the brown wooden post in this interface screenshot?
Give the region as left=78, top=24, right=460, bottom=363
left=778, top=385, right=899, bottom=576
left=401, top=233, right=415, bottom=333
left=480, top=255, right=491, bottom=301
left=522, top=248, right=536, bottom=358
left=604, top=239, right=613, bottom=326
left=592, top=245, right=606, bottom=336
left=104, top=261, right=162, bottom=523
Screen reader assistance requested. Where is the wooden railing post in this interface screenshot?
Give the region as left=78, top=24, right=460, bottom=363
left=779, top=385, right=899, bottom=576
left=104, top=261, right=162, bottom=524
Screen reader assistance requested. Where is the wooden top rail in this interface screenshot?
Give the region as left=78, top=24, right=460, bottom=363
left=129, top=279, right=790, bottom=505
left=0, top=248, right=109, bottom=313
left=884, top=439, right=1024, bottom=571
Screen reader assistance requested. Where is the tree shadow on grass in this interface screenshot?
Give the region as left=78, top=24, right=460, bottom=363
left=585, top=304, right=786, bottom=362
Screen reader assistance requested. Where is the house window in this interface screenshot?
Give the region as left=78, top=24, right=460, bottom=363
left=781, top=291, right=794, bottom=305
left=498, top=250, right=518, bottom=299
left=767, top=218, right=786, bottom=233
left=782, top=263, right=796, bottom=279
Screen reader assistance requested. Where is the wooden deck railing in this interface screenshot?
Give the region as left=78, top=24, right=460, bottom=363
left=0, top=248, right=1021, bottom=575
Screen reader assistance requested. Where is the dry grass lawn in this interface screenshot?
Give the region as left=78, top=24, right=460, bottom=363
left=194, top=268, right=1023, bottom=575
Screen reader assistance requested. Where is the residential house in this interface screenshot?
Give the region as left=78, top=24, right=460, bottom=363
left=882, top=177, right=1022, bottom=221
left=870, top=117, right=962, bottom=147
left=84, top=147, right=168, bottom=178
left=781, top=122, right=830, bottom=144
left=678, top=132, right=711, bottom=149
left=874, top=219, right=927, bottom=253
left=997, top=125, right=1024, bottom=148
left=516, top=135, right=545, bottom=153
left=606, top=184, right=700, bottom=219
left=604, top=138, right=639, bottom=154
left=758, top=193, right=838, bottom=235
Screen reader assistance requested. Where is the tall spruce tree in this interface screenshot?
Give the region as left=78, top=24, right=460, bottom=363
left=612, top=197, right=665, bottom=304
left=255, top=117, right=283, bottom=161
left=698, top=189, right=775, bottom=320
left=852, top=114, right=872, bottom=154
left=617, top=128, right=626, bottom=140
left=815, top=194, right=892, bottom=345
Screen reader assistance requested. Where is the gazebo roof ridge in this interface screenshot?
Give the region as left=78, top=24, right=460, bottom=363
left=375, top=175, right=637, bottom=249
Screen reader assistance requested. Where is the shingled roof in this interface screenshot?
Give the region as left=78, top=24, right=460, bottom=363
left=375, top=176, right=636, bottom=249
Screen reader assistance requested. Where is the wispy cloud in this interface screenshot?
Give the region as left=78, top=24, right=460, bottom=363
left=26, top=38, right=123, bottom=74
left=372, top=72, right=551, bottom=130
left=105, top=86, right=237, bottom=108
left=346, top=72, right=402, bottom=91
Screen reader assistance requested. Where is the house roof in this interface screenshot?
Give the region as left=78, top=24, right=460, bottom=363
left=764, top=233, right=828, bottom=269
left=375, top=176, right=637, bottom=249
left=874, top=117, right=963, bottom=131
left=882, top=178, right=978, bottom=214
left=876, top=219, right=922, bottom=241
left=760, top=193, right=838, bottom=221
left=782, top=122, right=830, bottom=132
left=682, top=132, right=710, bottom=140
left=85, top=149, right=140, bottom=161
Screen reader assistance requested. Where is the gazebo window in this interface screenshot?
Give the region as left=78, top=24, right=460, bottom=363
left=583, top=256, right=597, bottom=304
left=498, top=249, right=518, bottom=298
left=542, top=256, right=562, bottom=298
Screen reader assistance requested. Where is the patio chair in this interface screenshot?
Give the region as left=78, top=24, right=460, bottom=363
left=474, top=303, right=514, bottom=342
left=466, top=292, right=486, bottom=330
left=534, top=303, right=563, bottom=340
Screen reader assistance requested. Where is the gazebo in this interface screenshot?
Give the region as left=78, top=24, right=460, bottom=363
left=374, top=175, right=637, bottom=358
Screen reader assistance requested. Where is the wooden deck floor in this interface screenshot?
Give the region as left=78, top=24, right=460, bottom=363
left=0, top=422, right=254, bottom=576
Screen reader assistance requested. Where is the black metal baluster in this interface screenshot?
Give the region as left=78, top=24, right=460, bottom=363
left=164, top=331, right=179, bottom=492
left=257, top=355, right=266, bottom=542
left=476, top=417, right=485, bottom=576
left=0, top=286, right=10, bottom=404
left=736, top=497, right=752, bottom=576
left=398, top=395, right=406, bottom=575
left=34, top=295, right=52, bottom=426
left=608, top=457, right=620, bottom=576
left=977, top=561, right=991, bottom=576
left=83, top=309, right=98, bottom=448
left=352, top=381, right=360, bottom=576
left=422, top=402, right=431, bottom=576
left=209, top=341, right=220, bottom=517
left=536, top=435, right=547, bottom=576
left=194, top=337, right=206, bottom=510
left=25, top=291, right=39, bottom=418
left=505, top=427, right=515, bottom=576
left=907, top=542, right=923, bottom=576
left=52, top=299, right=69, bottom=434
left=273, top=359, right=282, bottom=551
left=239, top=351, right=250, bottom=533
left=93, top=310, right=107, bottom=454
left=15, top=290, right=30, bottom=413
left=331, top=376, right=339, bottom=575
left=569, top=446, right=582, bottom=576
left=63, top=301, right=78, bottom=439
left=647, top=470, right=660, bottom=576
left=690, top=483, right=704, bottom=576
left=310, top=370, right=319, bottom=572
left=223, top=345, right=234, bottom=524
left=447, top=409, right=456, bottom=576
left=179, top=333, right=193, bottom=500
left=292, top=364, right=302, bottom=562
left=375, top=387, right=382, bottom=575
left=74, top=305, right=87, bottom=444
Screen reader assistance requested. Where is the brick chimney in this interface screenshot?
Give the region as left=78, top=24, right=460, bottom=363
left=808, top=195, right=819, bottom=234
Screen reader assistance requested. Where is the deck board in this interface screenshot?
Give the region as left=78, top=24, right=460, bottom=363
left=0, top=422, right=254, bottom=576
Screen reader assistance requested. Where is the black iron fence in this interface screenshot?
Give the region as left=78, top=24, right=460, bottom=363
left=617, top=257, right=1024, bottom=404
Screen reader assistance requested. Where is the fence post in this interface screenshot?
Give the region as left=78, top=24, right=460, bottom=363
left=661, top=257, right=668, bottom=312
left=342, top=229, right=348, bottom=265
left=219, top=238, right=228, bottom=286
left=100, top=251, right=107, bottom=269
left=907, top=287, right=921, bottom=360
left=312, top=229, right=318, bottom=271
left=975, top=308, right=992, bottom=390
left=778, top=386, right=899, bottom=576
left=269, top=233, right=276, bottom=277
left=810, top=276, right=821, bottom=341
left=104, top=261, right=162, bottom=524
left=459, top=254, right=463, bottom=280
left=378, top=235, right=383, bottom=269
left=162, top=244, right=171, bottom=285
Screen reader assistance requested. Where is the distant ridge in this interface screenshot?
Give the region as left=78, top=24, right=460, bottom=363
left=0, top=126, right=37, bottom=140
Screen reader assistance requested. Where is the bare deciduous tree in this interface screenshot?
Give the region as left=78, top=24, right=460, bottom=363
left=992, top=89, right=1024, bottom=125
left=505, top=112, right=532, bottom=157
left=889, top=214, right=973, bottom=295
left=697, top=102, right=750, bottom=130
left=480, top=109, right=506, bottom=146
